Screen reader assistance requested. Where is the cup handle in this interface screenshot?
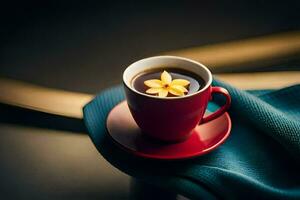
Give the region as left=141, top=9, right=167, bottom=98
left=201, top=87, right=231, bottom=124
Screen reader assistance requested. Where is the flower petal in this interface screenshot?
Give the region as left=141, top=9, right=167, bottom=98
left=144, top=79, right=163, bottom=88
left=170, top=85, right=188, bottom=93
left=146, top=88, right=162, bottom=94
left=171, top=79, right=190, bottom=87
left=158, top=89, right=168, bottom=97
left=161, top=70, right=172, bottom=84
left=169, top=87, right=184, bottom=96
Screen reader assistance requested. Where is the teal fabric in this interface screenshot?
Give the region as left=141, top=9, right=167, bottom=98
left=83, top=79, right=300, bottom=200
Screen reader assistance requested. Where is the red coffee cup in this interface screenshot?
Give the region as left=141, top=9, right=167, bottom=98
left=123, top=56, right=231, bottom=142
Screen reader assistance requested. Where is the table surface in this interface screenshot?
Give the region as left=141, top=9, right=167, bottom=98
left=0, top=122, right=189, bottom=200
left=0, top=123, right=132, bottom=199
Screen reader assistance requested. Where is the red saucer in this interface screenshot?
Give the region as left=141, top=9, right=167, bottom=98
left=106, top=101, right=231, bottom=160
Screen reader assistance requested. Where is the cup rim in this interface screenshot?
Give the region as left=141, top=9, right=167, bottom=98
left=123, top=55, right=212, bottom=100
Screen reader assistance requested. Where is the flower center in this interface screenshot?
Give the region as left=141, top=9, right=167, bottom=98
left=163, top=83, right=169, bottom=88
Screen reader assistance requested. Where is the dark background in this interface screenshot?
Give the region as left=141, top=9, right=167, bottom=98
left=0, top=1, right=299, bottom=199
left=1, top=1, right=299, bottom=93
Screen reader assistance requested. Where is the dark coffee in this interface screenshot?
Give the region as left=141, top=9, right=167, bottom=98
left=132, top=68, right=205, bottom=97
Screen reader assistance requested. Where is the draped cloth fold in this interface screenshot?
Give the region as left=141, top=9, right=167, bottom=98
left=83, top=79, right=300, bottom=199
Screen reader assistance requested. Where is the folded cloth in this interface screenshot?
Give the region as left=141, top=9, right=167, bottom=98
left=83, top=79, right=300, bottom=200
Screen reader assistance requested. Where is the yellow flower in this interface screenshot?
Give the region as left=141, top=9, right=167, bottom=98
left=144, top=70, right=190, bottom=97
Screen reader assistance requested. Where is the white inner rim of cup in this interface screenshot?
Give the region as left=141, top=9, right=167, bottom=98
left=123, top=56, right=212, bottom=99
